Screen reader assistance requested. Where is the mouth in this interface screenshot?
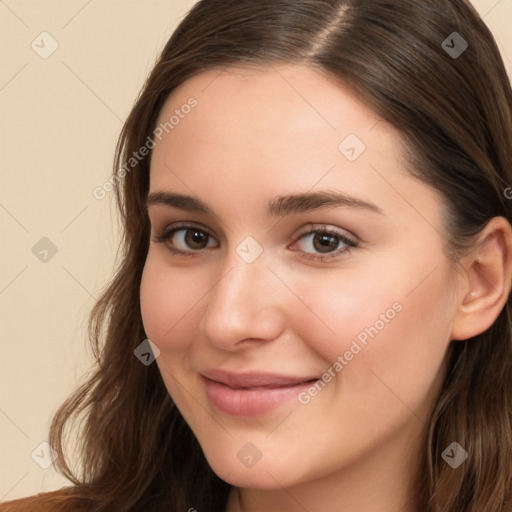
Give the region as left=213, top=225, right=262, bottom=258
left=200, top=370, right=318, bottom=416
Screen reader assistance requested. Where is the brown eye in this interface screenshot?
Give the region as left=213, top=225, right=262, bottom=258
left=291, top=227, right=357, bottom=262
left=153, top=224, right=219, bottom=255
left=181, top=229, right=210, bottom=249
left=311, top=232, right=340, bottom=253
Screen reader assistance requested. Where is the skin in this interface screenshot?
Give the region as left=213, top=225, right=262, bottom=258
left=139, top=64, right=512, bottom=512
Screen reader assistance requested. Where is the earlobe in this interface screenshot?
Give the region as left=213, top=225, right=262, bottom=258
left=451, top=217, right=512, bottom=341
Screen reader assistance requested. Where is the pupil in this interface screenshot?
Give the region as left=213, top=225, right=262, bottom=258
left=314, top=233, right=338, bottom=253
left=187, top=230, right=207, bottom=248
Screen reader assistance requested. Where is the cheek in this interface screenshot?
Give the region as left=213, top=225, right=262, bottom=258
left=336, top=269, right=453, bottom=424
left=139, top=256, right=207, bottom=406
left=374, top=268, right=454, bottom=385
left=282, top=266, right=405, bottom=364
left=139, top=255, right=206, bottom=351
left=291, top=260, right=454, bottom=399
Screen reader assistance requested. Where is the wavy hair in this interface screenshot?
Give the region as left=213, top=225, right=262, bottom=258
left=48, top=1, right=512, bottom=510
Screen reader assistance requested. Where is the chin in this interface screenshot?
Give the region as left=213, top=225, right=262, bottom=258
left=201, top=443, right=315, bottom=490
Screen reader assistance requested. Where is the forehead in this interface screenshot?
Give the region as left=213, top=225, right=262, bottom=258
left=148, top=64, right=441, bottom=228
left=154, top=63, right=389, bottom=158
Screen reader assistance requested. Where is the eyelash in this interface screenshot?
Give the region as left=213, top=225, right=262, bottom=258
left=152, top=223, right=357, bottom=262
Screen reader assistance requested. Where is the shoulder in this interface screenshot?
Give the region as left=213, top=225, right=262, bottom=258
left=1, top=488, right=89, bottom=512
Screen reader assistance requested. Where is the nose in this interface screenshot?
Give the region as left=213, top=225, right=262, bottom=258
left=199, top=248, right=287, bottom=352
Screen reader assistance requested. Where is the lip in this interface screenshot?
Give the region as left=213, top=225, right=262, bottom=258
left=200, top=369, right=318, bottom=416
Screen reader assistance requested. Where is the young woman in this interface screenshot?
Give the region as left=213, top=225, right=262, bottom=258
left=3, top=0, right=512, bottom=510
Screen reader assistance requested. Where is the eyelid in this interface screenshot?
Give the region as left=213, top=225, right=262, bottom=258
left=293, top=222, right=356, bottom=241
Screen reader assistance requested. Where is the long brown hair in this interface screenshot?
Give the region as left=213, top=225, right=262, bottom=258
left=48, top=1, right=512, bottom=510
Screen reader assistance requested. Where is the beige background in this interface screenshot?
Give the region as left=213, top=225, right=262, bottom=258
left=1, top=0, right=511, bottom=501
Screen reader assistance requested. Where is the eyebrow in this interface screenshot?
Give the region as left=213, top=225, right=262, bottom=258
left=145, top=190, right=383, bottom=216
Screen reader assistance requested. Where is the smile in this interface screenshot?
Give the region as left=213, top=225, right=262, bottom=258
left=200, top=371, right=318, bottom=416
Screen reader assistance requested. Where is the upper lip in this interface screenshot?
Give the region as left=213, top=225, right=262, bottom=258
left=201, top=369, right=318, bottom=389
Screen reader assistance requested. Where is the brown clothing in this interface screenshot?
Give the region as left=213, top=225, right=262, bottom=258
left=1, top=488, right=88, bottom=512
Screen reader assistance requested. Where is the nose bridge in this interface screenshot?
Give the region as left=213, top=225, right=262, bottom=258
left=199, top=245, right=284, bottom=348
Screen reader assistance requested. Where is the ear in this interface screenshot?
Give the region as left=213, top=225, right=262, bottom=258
left=451, top=216, right=512, bottom=341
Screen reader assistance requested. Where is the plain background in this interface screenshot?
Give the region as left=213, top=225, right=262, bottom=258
left=1, top=0, right=511, bottom=501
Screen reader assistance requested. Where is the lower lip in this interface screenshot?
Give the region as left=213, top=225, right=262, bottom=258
left=202, top=376, right=315, bottom=416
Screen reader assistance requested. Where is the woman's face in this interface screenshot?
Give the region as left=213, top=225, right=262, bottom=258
left=140, top=64, right=458, bottom=491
